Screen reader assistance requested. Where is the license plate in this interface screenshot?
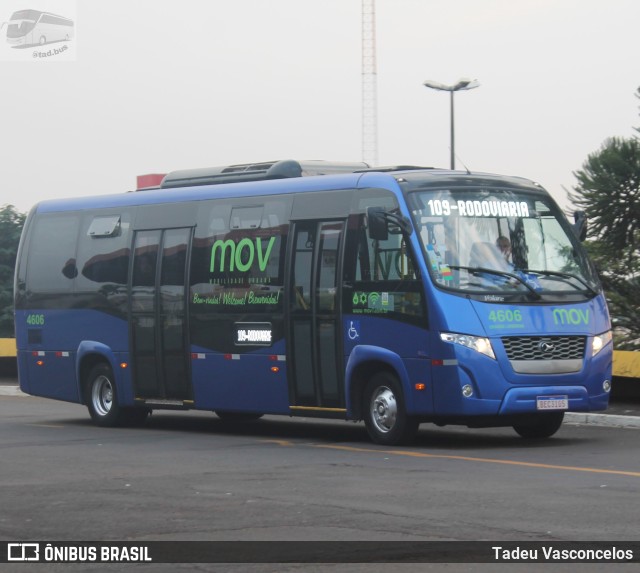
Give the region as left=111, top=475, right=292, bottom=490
left=536, top=395, right=569, bottom=410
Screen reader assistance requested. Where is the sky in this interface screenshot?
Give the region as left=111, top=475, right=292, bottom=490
left=1, top=0, right=639, bottom=214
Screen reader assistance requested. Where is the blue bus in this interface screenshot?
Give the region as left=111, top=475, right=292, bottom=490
left=13, top=160, right=613, bottom=444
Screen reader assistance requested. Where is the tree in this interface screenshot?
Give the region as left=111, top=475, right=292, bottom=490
left=569, top=88, right=640, bottom=349
left=571, top=136, right=640, bottom=260
left=0, top=205, right=26, bottom=338
left=636, top=86, right=640, bottom=138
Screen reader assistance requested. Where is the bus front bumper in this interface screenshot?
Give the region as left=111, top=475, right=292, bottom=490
left=498, top=385, right=609, bottom=415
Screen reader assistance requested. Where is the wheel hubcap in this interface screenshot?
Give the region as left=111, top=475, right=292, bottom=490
left=92, top=375, right=113, bottom=417
left=370, top=386, right=397, bottom=434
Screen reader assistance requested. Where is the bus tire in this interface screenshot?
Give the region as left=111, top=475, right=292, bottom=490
left=215, top=411, right=263, bottom=422
left=363, top=372, right=418, bottom=445
left=86, top=363, right=123, bottom=427
left=513, top=412, right=564, bottom=439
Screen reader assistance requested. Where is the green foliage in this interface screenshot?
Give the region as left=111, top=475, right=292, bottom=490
left=636, top=87, right=640, bottom=138
left=582, top=240, right=640, bottom=350
left=0, top=205, right=26, bottom=338
left=570, top=88, right=640, bottom=349
left=570, top=137, right=640, bottom=262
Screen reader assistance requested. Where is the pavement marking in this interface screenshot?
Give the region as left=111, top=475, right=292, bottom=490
left=262, top=439, right=295, bottom=447
left=309, top=444, right=640, bottom=478
left=26, top=423, right=66, bottom=429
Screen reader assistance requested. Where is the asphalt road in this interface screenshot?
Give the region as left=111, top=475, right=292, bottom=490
left=1, top=394, right=640, bottom=572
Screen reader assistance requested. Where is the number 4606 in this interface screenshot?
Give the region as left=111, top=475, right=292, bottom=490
left=488, top=310, right=522, bottom=322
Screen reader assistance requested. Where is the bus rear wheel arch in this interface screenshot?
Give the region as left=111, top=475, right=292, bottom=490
left=363, top=372, right=419, bottom=445
left=512, top=412, right=564, bottom=439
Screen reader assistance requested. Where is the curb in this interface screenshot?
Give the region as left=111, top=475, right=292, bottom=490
left=0, top=385, right=27, bottom=397
left=2, top=386, right=640, bottom=430
left=565, top=412, right=640, bottom=429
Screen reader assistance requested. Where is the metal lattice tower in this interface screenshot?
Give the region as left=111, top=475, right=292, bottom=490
left=362, top=0, right=378, bottom=166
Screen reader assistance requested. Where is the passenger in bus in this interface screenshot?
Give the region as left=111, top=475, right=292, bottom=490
left=469, top=242, right=509, bottom=271
left=495, top=236, right=515, bottom=269
left=468, top=241, right=514, bottom=288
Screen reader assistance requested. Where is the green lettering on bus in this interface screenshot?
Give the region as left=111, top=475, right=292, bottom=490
left=210, top=236, right=276, bottom=273
left=552, top=308, right=589, bottom=326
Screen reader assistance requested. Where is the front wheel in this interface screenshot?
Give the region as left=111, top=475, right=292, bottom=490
left=363, top=373, right=419, bottom=445
left=513, top=412, right=564, bottom=439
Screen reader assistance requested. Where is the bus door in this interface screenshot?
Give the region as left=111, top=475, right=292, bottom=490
left=288, top=220, right=345, bottom=412
left=130, top=228, right=193, bottom=401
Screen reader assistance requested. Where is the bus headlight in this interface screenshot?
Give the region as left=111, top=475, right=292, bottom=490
left=592, top=330, right=612, bottom=357
left=440, top=332, right=495, bottom=360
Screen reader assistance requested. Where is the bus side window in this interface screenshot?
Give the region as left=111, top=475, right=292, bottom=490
left=344, top=214, right=425, bottom=323
left=26, top=214, right=80, bottom=294
left=77, top=213, right=131, bottom=288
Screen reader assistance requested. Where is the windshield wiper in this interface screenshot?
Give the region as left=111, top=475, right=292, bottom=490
left=521, top=269, right=598, bottom=296
left=448, top=265, right=542, bottom=300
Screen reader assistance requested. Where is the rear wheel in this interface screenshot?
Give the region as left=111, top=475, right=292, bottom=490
left=86, top=363, right=150, bottom=427
left=86, top=363, right=121, bottom=426
left=513, top=412, right=564, bottom=439
left=363, top=372, right=418, bottom=445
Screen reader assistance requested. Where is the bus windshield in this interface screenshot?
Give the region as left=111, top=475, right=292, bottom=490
left=7, top=11, right=38, bottom=38
left=408, top=187, right=600, bottom=299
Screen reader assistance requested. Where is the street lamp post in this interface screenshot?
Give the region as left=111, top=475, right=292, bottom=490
left=423, top=78, right=479, bottom=170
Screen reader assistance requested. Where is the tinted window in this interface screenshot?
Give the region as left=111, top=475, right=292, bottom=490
left=190, top=198, right=290, bottom=315
left=76, top=212, right=131, bottom=290
left=40, top=14, right=73, bottom=26
left=26, top=214, right=80, bottom=292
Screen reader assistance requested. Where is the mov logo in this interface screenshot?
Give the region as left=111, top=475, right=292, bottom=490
left=210, top=237, right=276, bottom=273
left=553, top=308, right=590, bottom=326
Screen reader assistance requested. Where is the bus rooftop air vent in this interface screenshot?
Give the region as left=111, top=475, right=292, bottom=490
left=159, top=160, right=370, bottom=189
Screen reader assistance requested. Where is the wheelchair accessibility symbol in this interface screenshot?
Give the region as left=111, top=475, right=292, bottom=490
left=348, top=320, right=360, bottom=340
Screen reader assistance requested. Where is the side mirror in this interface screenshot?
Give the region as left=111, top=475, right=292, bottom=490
left=573, top=211, right=588, bottom=241
left=366, top=206, right=389, bottom=241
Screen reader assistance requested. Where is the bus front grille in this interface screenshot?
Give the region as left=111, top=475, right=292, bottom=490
left=501, top=336, right=586, bottom=361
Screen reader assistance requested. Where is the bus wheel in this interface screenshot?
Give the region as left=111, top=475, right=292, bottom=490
left=363, top=373, right=418, bottom=445
left=86, top=363, right=122, bottom=427
left=215, top=411, right=263, bottom=422
left=513, top=412, right=564, bottom=439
